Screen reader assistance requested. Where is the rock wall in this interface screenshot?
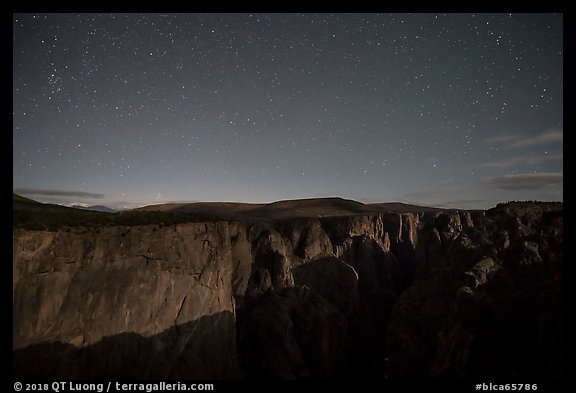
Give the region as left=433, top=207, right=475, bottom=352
left=12, top=202, right=563, bottom=380
left=13, top=223, right=240, bottom=379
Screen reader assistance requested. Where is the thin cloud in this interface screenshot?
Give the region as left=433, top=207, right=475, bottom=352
left=485, top=130, right=563, bottom=149
left=484, top=133, right=521, bottom=145
left=477, top=153, right=563, bottom=168
left=508, top=130, right=563, bottom=148
left=490, top=173, right=563, bottom=190
left=13, top=188, right=105, bottom=198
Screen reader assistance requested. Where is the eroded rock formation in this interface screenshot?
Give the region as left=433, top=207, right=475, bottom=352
left=12, top=202, right=563, bottom=379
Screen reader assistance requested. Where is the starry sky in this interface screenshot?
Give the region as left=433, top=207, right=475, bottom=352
left=13, top=13, right=563, bottom=210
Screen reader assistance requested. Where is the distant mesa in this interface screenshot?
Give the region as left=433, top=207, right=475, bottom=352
left=135, top=197, right=446, bottom=221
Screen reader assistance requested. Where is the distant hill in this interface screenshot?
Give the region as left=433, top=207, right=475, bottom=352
left=367, top=202, right=446, bottom=213
left=13, top=193, right=75, bottom=212
left=13, top=194, right=451, bottom=230
left=12, top=193, right=40, bottom=204
left=70, top=205, right=116, bottom=213
left=136, top=197, right=447, bottom=221
left=13, top=193, right=216, bottom=230
left=12, top=194, right=116, bottom=214
left=13, top=194, right=115, bottom=230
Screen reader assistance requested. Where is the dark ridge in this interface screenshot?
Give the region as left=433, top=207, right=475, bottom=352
left=136, top=197, right=449, bottom=222
left=12, top=193, right=41, bottom=205
left=12, top=194, right=224, bottom=231
left=366, top=202, right=447, bottom=213
left=264, top=197, right=365, bottom=210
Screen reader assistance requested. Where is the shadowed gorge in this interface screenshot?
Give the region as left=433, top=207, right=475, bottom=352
left=13, top=197, right=563, bottom=379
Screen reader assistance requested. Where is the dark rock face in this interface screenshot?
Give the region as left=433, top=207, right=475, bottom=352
left=386, top=203, right=563, bottom=380
left=12, top=202, right=563, bottom=380
left=237, top=286, right=348, bottom=379
left=292, top=257, right=359, bottom=315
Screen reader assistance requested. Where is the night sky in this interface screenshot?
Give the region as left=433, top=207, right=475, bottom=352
left=13, top=13, right=563, bottom=210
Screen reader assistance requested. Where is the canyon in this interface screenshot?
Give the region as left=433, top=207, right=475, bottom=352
left=12, top=198, right=563, bottom=379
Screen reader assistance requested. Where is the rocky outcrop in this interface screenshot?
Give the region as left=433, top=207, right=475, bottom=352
left=386, top=203, right=563, bottom=380
left=292, top=257, right=359, bottom=315
left=12, top=202, right=563, bottom=380
left=13, top=223, right=241, bottom=379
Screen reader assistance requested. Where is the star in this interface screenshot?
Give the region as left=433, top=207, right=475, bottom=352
left=12, top=13, right=562, bottom=209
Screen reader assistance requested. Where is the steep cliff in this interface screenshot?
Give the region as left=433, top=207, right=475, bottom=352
left=12, top=201, right=563, bottom=380
left=13, top=222, right=241, bottom=379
